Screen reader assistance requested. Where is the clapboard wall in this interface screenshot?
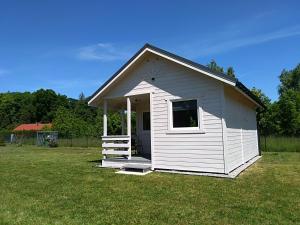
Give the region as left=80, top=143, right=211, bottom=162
left=224, top=87, right=259, bottom=172
left=104, top=53, right=226, bottom=173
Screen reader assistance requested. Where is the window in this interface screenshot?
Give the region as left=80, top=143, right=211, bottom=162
left=172, top=99, right=198, bottom=128
left=143, top=112, right=150, bottom=130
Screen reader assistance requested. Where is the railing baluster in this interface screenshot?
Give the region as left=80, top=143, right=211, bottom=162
left=101, top=135, right=131, bottom=158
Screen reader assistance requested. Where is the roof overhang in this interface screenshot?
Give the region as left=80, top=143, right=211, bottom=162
left=88, top=44, right=265, bottom=109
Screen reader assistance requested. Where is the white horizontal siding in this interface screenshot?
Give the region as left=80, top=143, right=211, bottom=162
left=224, top=87, right=259, bottom=172
left=104, top=54, right=225, bottom=173
left=150, top=57, right=225, bottom=173
left=224, top=93, right=243, bottom=172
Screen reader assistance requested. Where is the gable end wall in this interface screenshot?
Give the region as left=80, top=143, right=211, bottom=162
left=104, top=54, right=226, bottom=173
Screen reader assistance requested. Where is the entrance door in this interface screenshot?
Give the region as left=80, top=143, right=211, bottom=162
left=141, top=111, right=151, bottom=156
left=134, top=94, right=151, bottom=158
left=136, top=110, right=151, bottom=158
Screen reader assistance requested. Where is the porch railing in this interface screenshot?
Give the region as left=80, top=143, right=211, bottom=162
left=102, top=135, right=131, bottom=159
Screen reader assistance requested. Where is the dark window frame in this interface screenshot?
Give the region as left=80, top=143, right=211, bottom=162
left=171, top=99, right=199, bottom=129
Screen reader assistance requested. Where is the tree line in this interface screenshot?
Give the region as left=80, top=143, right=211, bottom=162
left=0, top=90, right=121, bottom=138
left=252, top=64, right=300, bottom=136
left=0, top=61, right=299, bottom=138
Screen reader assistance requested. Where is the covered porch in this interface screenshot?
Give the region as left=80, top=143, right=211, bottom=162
left=101, top=93, right=152, bottom=169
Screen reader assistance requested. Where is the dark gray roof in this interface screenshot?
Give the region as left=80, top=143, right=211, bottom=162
left=89, top=43, right=265, bottom=108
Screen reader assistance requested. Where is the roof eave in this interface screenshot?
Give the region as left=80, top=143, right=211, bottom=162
left=235, top=81, right=266, bottom=109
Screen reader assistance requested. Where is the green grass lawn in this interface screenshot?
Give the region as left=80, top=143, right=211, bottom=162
left=0, top=146, right=299, bottom=225
left=260, top=136, right=300, bottom=152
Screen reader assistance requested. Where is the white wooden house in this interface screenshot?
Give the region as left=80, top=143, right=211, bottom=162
left=88, top=44, right=264, bottom=176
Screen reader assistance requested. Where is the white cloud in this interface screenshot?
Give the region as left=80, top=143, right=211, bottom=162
left=77, top=43, right=132, bottom=61
left=176, top=11, right=300, bottom=58
left=194, top=25, right=300, bottom=56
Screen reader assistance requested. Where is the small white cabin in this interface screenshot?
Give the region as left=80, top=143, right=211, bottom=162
left=88, top=44, right=264, bottom=177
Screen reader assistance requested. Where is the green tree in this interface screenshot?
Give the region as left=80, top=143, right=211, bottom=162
left=276, top=64, right=300, bottom=136
left=0, top=92, right=35, bottom=129
left=251, top=88, right=280, bottom=135
left=207, top=60, right=236, bottom=78
left=207, top=59, right=224, bottom=73
left=279, top=64, right=300, bottom=95
left=108, top=111, right=122, bottom=135
left=33, top=89, right=69, bottom=123
left=226, top=67, right=236, bottom=78
left=93, top=108, right=103, bottom=137
left=277, top=90, right=300, bottom=136
left=73, top=93, right=97, bottom=124
left=52, top=106, right=90, bottom=138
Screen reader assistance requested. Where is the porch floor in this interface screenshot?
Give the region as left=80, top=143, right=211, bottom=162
left=100, top=156, right=151, bottom=169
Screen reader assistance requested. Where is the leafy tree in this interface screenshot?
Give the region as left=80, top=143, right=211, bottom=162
left=52, top=106, right=90, bottom=137
left=252, top=63, right=300, bottom=136
left=226, top=67, right=236, bottom=78
left=33, top=89, right=69, bottom=123
left=108, top=111, right=122, bottom=135
left=73, top=93, right=97, bottom=124
left=207, top=60, right=236, bottom=78
left=207, top=60, right=224, bottom=73
left=93, top=108, right=103, bottom=137
left=79, top=92, right=85, bottom=101
left=277, top=64, right=300, bottom=136
left=251, top=88, right=280, bottom=135
left=0, top=92, right=35, bottom=129
left=277, top=90, right=300, bottom=136
left=279, top=64, right=300, bottom=95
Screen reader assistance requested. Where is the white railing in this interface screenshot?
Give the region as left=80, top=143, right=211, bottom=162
left=102, top=135, right=131, bottom=159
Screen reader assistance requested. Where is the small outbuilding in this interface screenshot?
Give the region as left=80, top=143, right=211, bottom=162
left=11, top=123, right=56, bottom=146
left=13, top=123, right=52, bottom=132
left=88, top=44, right=264, bottom=177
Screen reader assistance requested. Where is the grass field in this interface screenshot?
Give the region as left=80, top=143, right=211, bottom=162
left=260, top=136, right=300, bottom=152
left=0, top=146, right=299, bottom=225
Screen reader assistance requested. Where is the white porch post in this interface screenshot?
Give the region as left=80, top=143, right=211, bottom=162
left=121, top=109, right=125, bottom=135
left=103, top=100, right=108, bottom=159
left=103, top=100, right=107, bottom=137
left=127, top=97, right=131, bottom=159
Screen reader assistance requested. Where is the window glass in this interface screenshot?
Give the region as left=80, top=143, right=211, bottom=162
left=143, top=112, right=150, bottom=130
left=172, top=100, right=198, bottom=128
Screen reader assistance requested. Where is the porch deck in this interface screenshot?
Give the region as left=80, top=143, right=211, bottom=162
left=101, top=156, right=151, bottom=169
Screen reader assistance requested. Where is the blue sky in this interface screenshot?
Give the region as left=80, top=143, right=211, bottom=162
left=0, top=0, right=299, bottom=101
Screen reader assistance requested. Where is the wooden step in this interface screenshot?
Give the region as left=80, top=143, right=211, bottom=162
left=102, top=149, right=130, bottom=155
left=102, top=143, right=130, bottom=148
left=122, top=163, right=152, bottom=173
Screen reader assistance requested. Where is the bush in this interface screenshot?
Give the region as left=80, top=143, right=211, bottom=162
left=0, top=137, right=6, bottom=146
left=48, top=139, right=58, bottom=148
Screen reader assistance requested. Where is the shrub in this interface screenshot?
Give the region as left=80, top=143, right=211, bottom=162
left=48, top=139, right=58, bottom=148
left=0, top=137, right=6, bottom=146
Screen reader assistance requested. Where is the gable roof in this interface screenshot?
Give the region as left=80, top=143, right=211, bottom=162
left=13, top=123, right=52, bottom=132
left=88, top=43, right=265, bottom=108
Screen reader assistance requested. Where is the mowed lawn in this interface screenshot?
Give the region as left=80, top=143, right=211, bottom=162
left=0, top=146, right=299, bottom=225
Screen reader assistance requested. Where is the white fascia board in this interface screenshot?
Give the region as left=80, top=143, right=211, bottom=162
left=88, top=48, right=236, bottom=105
